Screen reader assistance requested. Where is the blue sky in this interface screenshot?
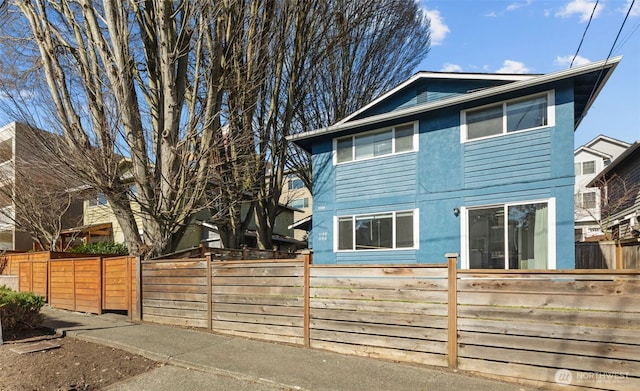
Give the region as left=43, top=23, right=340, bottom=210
left=417, top=0, right=640, bottom=147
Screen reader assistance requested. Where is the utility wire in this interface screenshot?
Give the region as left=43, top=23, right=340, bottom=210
left=570, top=0, right=599, bottom=68
left=577, top=0, right=636, bottom=125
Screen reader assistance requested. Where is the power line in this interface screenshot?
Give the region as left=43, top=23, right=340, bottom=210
left=570, top=0, right=599, bottom=68
left=577, top=0, right=636, bottom=125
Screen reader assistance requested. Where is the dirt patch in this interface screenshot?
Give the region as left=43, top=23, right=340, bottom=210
left=0, top=327, right=160, bottom=390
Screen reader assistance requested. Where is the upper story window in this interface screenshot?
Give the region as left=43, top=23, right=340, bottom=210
left=335, top=122, right=417, bottom=164
left=336, top=209, right=417, bottom=251
left=88, top=193, right=108, bottom=207
left=290, top=197, right=309, bottom=209
left=575, top=160, right=596, bottom=176
left=462, top=91, right=554, bottom=142
left=288, top=175, right=304, bottom=190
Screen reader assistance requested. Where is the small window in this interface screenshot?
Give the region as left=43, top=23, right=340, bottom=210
left=288, top=176, right=304, bottom=190
left=582, top=161, right=595, bottom=175
left=88, top=193, right=108, bottom=207
left=463, top=92, right=552, bottom=141
left=335, top=122, right=416, bottom=164
left=575, top=160, right=596, bottom=176
left=336, top=210, right=417, bottom=251
left=579, top=192, right=596, bottom=209
left=290, top=198, right=309, bottom=209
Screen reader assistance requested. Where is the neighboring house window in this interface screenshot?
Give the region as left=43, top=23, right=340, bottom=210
left=574, top=160, right=596, bottom=175
left=462, top=91, right=554, bottom=141
left=288, top=176, right=304, bottom=190
left=577, top=191, right=596, bottom=209
left=336, top=210, right=417, bottom=251
left=290, top=198, right=309, bottom=209
left=335, top=122, right=417, bottom=164
left=465, top=200, right=553, bottom=269
left=88, top=193, right=108, bottom=207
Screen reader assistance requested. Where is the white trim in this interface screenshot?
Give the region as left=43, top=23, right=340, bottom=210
left=334, top=121, right=418, bottom=165
left=288, top=56, right=621, bottom=144
left=462, top=199, right=556, bottom=270
left=460, top=90, right=555, bottom=143
left=335, top=72, right=535, bottom=126
left=335, top=209, right=419, bottom=252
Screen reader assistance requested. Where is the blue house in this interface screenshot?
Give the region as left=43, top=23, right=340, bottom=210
left=289, top=57, right=621, bottom=269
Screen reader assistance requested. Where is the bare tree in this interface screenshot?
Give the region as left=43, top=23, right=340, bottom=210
left=0, top=124, right=83, bottom=250
left=252, top=0, right=431, bottom=249
left=0, top=0, right=431, bottom=256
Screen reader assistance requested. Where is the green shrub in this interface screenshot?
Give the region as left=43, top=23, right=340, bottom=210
left=0, top=286, right=45, bottom=338
left=70, top=241, right=129, bottom=255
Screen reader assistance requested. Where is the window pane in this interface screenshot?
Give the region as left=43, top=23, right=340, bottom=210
left=508, top=203, right=548, bottom=269
left=506, top=95, right=547, bottom=132
left=582, top=192, right=596, bottom=209
left=466, top=105, right=503, bottom=140
left=395, top=125, right=414, bottom=153
left=396, top=211, right=414, bottom=248
left=338, top=217, right=353, bottom=250
left=355, top=214, right=393, bottom=250
left=574, top=163, right=581, bottom=175
left=468, top=207, right=504, bottom=269
left=373, top=130, right=392, bottom=156
left=288, top=176, right=304, bottom=190
left=354, top=133, right=374, bottom=160
left=337, top=138, right=353, bottom=163
left=582, top=161, right=595, bottom=175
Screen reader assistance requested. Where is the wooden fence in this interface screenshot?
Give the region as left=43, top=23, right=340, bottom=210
left=15, top=254, right=136, bottom=316
left=137, top=254, right=640, bottom=390
left=576, top=241, right=640, bottom=269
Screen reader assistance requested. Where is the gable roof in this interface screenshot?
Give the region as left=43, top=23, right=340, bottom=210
left=574, top=146, right=612, bottom=159
left=289, top=57, right=621, bottom=152
left=587, top=141, right=640, bottom=187
left=584, top=134, right=631, bottom=150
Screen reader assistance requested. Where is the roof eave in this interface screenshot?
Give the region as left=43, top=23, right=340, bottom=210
left=288, top=56, right=622, bottom=150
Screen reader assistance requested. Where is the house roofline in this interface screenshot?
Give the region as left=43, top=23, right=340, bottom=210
left=584, top=134, right=631, bottom=150
left=288, top=56, right=622, bottom=148
left=587, top=141, right=640, bottom=187
left=574, top=146, right=612, bottom=159
left=333, top=72, right=535, bottom=126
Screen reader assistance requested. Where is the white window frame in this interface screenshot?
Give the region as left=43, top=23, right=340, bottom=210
left=333, top=121, right=418, bottom=165
left=460, top=90, right=555, bottom=143
left=334, top=209, right=419, bottom=252
left=460, top=198, right=556, bottom=269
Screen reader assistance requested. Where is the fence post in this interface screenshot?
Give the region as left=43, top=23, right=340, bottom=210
left=303, top=251, right=311, bottom=347
left=446, top=253, right=459, bottom=369
left=135, top=256, right=142, bottom=322
left=207, top=253, right=213, bottom=332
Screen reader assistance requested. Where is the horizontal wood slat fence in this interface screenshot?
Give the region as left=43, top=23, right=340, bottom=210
left=10, top=252, right=137, bottom=317
left=10, top=250, right=640, bottom=390
left=138, top=254, right=640, bottom=390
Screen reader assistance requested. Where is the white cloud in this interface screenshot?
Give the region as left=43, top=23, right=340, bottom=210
left=556, top=0, right=603, bottom=22
left=496, top=60, right=531, bottom=74
left=506, top=0, right=532, bottom=12
left=423, top=9, right=450, bottom=46
left=621, top=0, right=640, bottom=17
left=441, top=63, right=463, bottom=72
left=555, top=54, right=591, bottom=67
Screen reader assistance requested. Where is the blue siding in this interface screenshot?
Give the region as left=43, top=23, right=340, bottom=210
left=308, top=80, right=578, bottom=269
left=464, top=129, right=552, bottom=187
left=351, top=79, right=510, bottom=120
left=336, top=154, right=416, bottom=202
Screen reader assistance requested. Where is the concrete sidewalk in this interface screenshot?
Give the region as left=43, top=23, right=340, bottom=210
left=40, top=306, right=531, bottom=391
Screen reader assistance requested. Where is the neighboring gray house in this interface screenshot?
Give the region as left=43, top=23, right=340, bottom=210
left=587, top=141, right=640, bottom=241
left=574, top=135, right=630, bottom=241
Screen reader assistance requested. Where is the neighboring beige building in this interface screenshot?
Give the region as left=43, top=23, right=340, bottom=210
left=279, top=174, right=312, bottom=242
left=574, top=135, right=630, bottom=241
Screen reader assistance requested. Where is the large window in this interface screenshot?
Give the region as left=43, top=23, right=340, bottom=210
left=288, top=175, right=304, bottom=190
left=466, top=201, right=551, bottom=269
left=337, top=210, right=416, bottom=251
left=463, top=92, right=553, bottom=141
left=335, top=122, right=416, bottom=164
